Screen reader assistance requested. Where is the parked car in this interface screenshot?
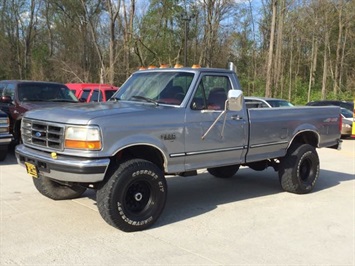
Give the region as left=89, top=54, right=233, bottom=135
left=244, top=96, right=294, bottom=108
left=0, top=110, right=12, bottom=161
left=0, top=80, right=78, bottom=143
left=340, top=108, right=353, bottom=138
left=306, top=100, right=354, bottom=112
left=66, top=83, right=118, bottom=102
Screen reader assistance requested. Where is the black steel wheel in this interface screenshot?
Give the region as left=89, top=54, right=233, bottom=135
left=278, top=144, right=319, bottom=194
left=96, top=159, right=167, bottom=232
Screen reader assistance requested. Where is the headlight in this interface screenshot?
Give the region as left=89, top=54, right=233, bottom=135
left=64, top=126, right=102, bottom=150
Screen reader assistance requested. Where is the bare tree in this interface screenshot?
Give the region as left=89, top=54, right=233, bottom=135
left=106, top=0, right=120, bottom=84
left=80, top=0, right=106, bottom=82
left=198, top=0, right=235, bottom=67
left=265, top=0, right=277, bottom=97
left=122, top=0, right=135, bottom=79
left=273, top=0, right=285, bottom=98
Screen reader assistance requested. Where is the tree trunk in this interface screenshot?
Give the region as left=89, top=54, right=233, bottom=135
left=308, top=33, right=318, bottom=102
left=107, top=0, right=120, bottom=84
left=321, top=31, right=329, bottom=100
left=274, top=0, right=285, bottom=98
left=265, top=0, right=277, bottom=98
left=333, top=0, right=343, bottom=95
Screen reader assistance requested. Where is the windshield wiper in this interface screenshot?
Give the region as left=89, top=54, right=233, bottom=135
left=109, top=97, right=120, bottom=102
left=131, top=96, right=159, bottom=106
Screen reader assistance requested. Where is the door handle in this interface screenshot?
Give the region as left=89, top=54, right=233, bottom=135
left=231, top=115, right=242, bottom=120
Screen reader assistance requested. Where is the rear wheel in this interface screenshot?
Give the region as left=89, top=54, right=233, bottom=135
left=33, top=175, right=87, bottom=200
left=278, top=144, right=319, bottom=194
left=96, top=159, right=167, bottom=232
left=207, top=165, right=240, bottom=178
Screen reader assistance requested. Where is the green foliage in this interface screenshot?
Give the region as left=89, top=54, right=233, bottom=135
left=0, top=0, right=353, bottom=97
left=138, top=0, right=185, bottom=65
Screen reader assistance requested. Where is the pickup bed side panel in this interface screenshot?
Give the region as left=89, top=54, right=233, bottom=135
left=246, top=106, right=341, bottom=162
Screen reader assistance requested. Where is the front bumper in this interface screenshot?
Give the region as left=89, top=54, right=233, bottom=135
left=15, top=145, right=110, bottom=183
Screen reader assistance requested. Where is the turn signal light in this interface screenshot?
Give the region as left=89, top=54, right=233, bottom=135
left=65, top=140, right=102, bottom=150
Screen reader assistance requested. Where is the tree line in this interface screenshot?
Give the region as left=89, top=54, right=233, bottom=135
left=0, top=0, right=354, bottom=104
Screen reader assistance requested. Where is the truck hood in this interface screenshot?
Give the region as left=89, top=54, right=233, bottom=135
left=23, top=101, right=173, bottom=124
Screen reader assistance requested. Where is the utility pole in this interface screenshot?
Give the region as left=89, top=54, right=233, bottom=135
left=181, top=12, right=195, bottom=66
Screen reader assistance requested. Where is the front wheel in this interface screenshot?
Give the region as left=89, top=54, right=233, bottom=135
left=33, top=175, right=87, bottom=200
left=278, top=144, right=319, bottom=194
left=96, top=159, right=167, bottom=232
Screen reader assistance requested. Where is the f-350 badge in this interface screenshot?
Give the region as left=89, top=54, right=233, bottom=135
left=160, top=133, right=176, bottom=141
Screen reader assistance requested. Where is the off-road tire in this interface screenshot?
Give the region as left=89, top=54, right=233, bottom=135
left=96, top=159, right=167, bottom=232
left=278, top=144, right=319, bottom=194
left=207, top=164, right=240, bottom=178
left=33, top=175, right=87, bottom=200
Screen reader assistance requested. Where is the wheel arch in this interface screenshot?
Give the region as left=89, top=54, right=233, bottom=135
left=288, top=130, right=320, bottom=149
left=111, top=144, right=167, bottom=172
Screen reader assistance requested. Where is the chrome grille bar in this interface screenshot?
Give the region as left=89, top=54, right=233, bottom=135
left=22, top=118, right=64, bottom=150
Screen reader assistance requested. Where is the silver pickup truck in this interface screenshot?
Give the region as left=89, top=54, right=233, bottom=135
left=15, top=65, right=342, bottom=232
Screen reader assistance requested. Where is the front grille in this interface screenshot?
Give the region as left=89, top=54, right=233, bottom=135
left=22, top=118, right=64, bottom=150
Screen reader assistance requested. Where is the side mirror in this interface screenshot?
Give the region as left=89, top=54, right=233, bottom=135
left=227, top=90, right=243, bottom=111
left=0, top=96, right=12, bottom=103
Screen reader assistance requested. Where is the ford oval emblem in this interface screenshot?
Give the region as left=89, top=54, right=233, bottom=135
left=35, top=131, right=42, bottom=137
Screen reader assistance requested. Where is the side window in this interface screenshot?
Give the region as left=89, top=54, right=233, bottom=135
left=4, top=84, right=15, bottom=99
left=80, top=90, right=91, bottom=101
left=90, top=90, right=103, bottom=102
left=191, top=75, right=230, bottom=111
left=260, top=102, right=269, bottom=108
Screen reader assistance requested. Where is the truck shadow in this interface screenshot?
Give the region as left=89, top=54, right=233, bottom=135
left=0, top=145, right=19, bottom=166
left=81, top=166, right=353, bottom=228
left=4, top=149, right=353, bottom=230
left=154, top=167, right=354, bottom=228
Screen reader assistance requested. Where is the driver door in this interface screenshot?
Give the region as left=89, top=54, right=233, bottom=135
left=184, top=74, right=247, bottom=170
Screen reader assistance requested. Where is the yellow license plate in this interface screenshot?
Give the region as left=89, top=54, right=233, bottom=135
left=25, top=162, right=38, bottom=178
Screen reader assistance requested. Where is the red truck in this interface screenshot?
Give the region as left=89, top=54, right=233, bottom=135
left=66, top=83, right=118, bottom=102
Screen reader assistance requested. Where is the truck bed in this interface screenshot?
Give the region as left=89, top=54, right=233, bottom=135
left=245, top=106, right=341, bottom=162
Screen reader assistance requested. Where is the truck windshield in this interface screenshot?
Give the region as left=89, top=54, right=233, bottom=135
left=112, top=71, right=194, bottom=105
left=18, top=83, right=78, bottom=102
